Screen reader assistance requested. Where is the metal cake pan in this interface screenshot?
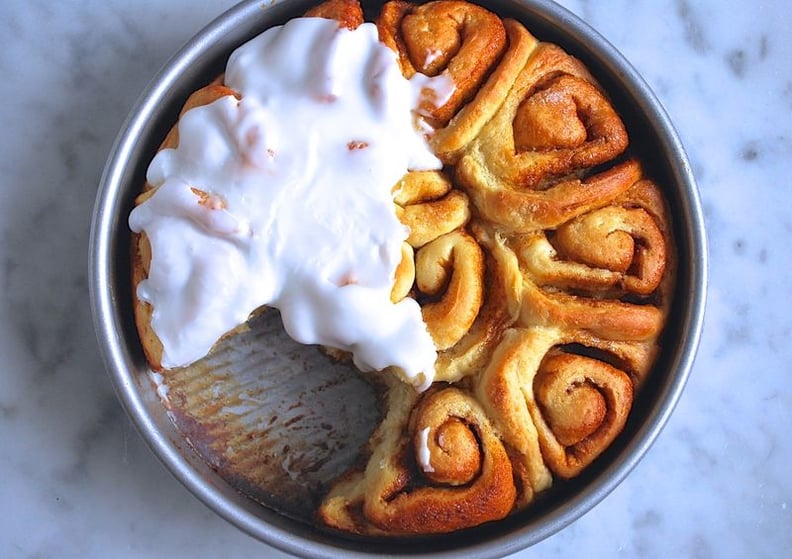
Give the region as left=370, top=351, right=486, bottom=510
left=89, top=0, right=708, bottom=556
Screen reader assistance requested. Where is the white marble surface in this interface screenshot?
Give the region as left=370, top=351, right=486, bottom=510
left=1, top=0, right=790, bottom=557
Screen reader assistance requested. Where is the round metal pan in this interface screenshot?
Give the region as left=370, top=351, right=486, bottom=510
left=90, top=0, right=707, bottom=556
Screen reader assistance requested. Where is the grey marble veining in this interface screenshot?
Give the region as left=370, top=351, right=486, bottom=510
left=1, top=0, right=790, bottom=557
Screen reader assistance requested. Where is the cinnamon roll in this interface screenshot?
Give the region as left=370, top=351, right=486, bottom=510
left=522, top=176, right=673, bottom=298
left=462, top=40, right=629, bottom=184
left=377, top=0, right=507, bottom=129
left=431, top=223, right=522, bottom=383
left=511, top=170, right=674, bottom=349
left=430, top=19, right=538, bottom=162
left=303, top=0, right=364, bottom=29
left=131, top=83, right=243, bottom=371
left=455, top=38, right=632, bottom=230
left=317, top=1, right=674, bottom=534
left=318, top=381, right=516, bottom=534
left=477, top=327, right=636, bottom=485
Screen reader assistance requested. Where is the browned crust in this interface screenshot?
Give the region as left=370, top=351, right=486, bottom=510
left=304, top=0, right=365, bottom=29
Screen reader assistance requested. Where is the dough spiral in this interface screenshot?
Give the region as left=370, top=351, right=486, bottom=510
left=377, top=0, right=507, bottom=129
left=318, top=382, right=516, bottom=534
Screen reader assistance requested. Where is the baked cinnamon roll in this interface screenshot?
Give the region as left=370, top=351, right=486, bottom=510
left=431, top=19, right=538, bottom=163
left=455, top=36, right=632, bottom=231
left=461, top=40, right=629, bottom=184
left=414, top=229, right=484, bottom=351
left=377, top=0, right=507, bottom=128
left=303, top=0, right=364, bottom=28
left=131, top=82, right=244, bottom=371
left=511, top=170, right=674, bottom=349
left=319, top=381, right=516, bottom=534
left=521, top=176, right=673, bottom=298
left=477, top=327, right=636, bottom=486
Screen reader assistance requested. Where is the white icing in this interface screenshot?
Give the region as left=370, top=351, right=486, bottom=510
left=149, top=371, right=169, bottom=402
left=417, top=426, right=435, bottom=473
left=424, top=48, right=443, bottom=68
left=129, top=17, right=454, bottom=390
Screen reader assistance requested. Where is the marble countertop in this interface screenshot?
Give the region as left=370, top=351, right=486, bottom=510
left=1, top=0, right=790, bottom=557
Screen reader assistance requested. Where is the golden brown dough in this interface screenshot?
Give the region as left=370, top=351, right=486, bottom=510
left=304, top=0, right=364, bottom=29
left=532, top=349, right=634, bottom=478
left=476, top=327, right=635, bottom=490
left=430, top=19, right=539, bottom=163
left=510, top=171, right=674, bottom=347
left=457, top=41, right=629, bottom=190
left=318, top=382, right=517, bottom=535
left=415, top=229, right=484, bottom=350
left=390, top=242, right=416, bottom=302
left=522, top=178, right=672, bottom=297
left=455, top=39, right=632, bottom=233
left=377, top=0, right=507, bottom=129
left=431, top=224, right=522, bottom=383
left=460, top=158, right=642, bottom=233
left=393, top=170, right=472, bottom=248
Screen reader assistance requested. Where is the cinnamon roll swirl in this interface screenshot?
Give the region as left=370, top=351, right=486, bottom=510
left=318, top=381, right=517, bottom=534
left=455, top=37, right=632, bottom=231
left=431, top=223, right=522, bottom=383
left=393, top=170, right=471, bottom=248
left=477, top=327, right=636, bottom=484
left=414, top=229, right=484, bottom=351
left=462, top=40, right=629, bottom=183
left=511, top=169, right=674, bottom=351
left=377, top=0, right=507, bottom=129
left=522, top=176, right=673, bottom=298
left=430, top=19, right=538, bottom=162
